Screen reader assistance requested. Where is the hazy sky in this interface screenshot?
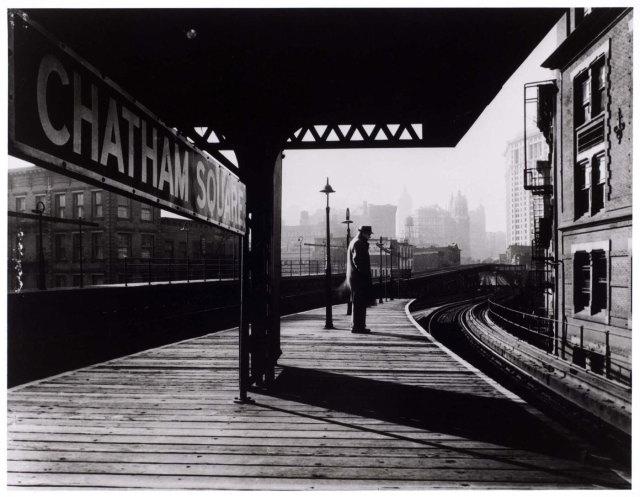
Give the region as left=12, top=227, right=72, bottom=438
left=281, top=24, right=557, bottom=232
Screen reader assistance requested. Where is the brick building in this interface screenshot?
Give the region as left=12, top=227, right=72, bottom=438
left=8, top=166, right=237, bottom=290
left=538, top=8, right=632, bottom=357
left=412, top=244, right=460, bottom=273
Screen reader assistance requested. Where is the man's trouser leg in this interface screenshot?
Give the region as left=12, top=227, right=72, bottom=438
left=351, top=288, right=367, bottom=331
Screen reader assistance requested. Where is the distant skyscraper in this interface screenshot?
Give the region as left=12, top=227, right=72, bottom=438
left=367, top=204, right=397, bottom=240
left=300, top=210, right=310, bottom=225
left=469, top=204, right=487, bottom=260
left=486, top=231, right=507, bottom=260
left=505, top=132, right=548, bottom=246
left=396, top=187, right=413, bottom=238
left=449, top=190, right=470, bottom=257
left=415, top=205, right=455, bottom=247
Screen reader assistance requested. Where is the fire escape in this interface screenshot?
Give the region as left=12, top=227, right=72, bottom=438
left=523, top=81, right=557, bottom=315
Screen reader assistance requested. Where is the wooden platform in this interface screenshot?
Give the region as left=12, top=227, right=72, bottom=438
left=7, top=299, right=629, bottom=489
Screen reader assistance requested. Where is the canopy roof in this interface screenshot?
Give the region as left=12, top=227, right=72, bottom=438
left=22, top=8, right=563, bottom=153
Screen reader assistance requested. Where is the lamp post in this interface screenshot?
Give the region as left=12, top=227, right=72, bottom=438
left=389, top=240, right=394, bottom=301
left=342, top=208, right=353, bottom=315
left=377, top=236, right=384, bottom=304
left=297, top=236, right=303, bottom=275
left=32, top=201, right=46, bottom=290
left=181, top=222, right=190, bottom=282
left=320, top=178, right=335, bottom=329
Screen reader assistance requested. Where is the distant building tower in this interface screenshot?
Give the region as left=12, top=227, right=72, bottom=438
left=469, top=204, right=487, bottom=260
left=300, top=210, right=310, bottom=226
left=505, top=132, right=548, bottom=246
left=415, top=205, right=454, bottom=247
left=449, top=191, right=470, bottom=258
left=396, top=187, right=413, bottom=238
left=368, top=204, right=397, bottom=240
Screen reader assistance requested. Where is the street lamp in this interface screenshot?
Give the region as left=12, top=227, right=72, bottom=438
left=342, top=208, right=353, bottom=315
left=297, top=236, right=303, bottom=275
left=320, top=178, right=335, bottom=329
left=377, top=236, right=384, bottom=304
left=32, top=201, right=46, bottom=290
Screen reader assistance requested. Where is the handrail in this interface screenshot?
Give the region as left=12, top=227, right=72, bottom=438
left=489, top=299, right=629, bottom=340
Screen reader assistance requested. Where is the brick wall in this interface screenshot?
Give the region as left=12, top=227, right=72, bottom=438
left=556, top=10, right=632, bottom=347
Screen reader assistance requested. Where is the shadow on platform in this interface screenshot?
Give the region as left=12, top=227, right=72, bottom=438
left=253, top=366, right=628, bottom=487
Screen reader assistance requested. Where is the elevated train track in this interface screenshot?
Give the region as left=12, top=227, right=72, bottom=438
left=413, top=296, right=631, bottom=469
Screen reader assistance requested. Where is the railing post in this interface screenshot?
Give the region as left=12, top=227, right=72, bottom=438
left=605, top=330, right=611, bottom=379
left=204, top=259, right=207, bottom=282
left=148, top=258, right=151, bottom=285
left=169, top=259, right=172, bottom=284
left=187, top=258, right=190, bottom=283
left=561, top=320, right=567, bottom=360
left=124, top=257, right=128, bottom=287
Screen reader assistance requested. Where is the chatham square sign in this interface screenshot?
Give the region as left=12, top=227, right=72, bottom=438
left=9, top=12, right=246, bottom=235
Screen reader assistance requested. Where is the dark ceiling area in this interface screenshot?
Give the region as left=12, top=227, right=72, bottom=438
left=22, top=8, right=563, bottom=151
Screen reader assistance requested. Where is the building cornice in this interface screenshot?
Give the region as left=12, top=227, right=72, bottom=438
left=542, top=8, right=631, bottom=70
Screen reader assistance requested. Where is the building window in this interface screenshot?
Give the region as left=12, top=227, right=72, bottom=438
left=15, top=196, right=26, bottom=213
left=92, top=191, right=103, bottom=218
left=574, top=58, right=606, bottom=128
left=179, top=241, right=187, bottom=259
left=117, top=196, right=131, bottom=219
left=54, top=234, right=67, bottom=261
left=72, top=233, right=83, bottom=261
left=55, top=193, right=66, bottom=219
left=592, top=250, right=607, bottom=314
left=73, top=192, right=84, bottom=218
left=576, top=160, right=590, bottom=218
left=141, top=205, right=153, bottom=222
left=164, top=240, right=174, bottom=259
left=591, top=153, right=605, bottom=214
left=141, top=234, right=154, bottom=259
left=35, top=194, right=46, bottom=211
left=91, top=274, right=105, bottom=286
left=117, top=233, right=132, bottom=259
left=91, top=232, right=104, bottom=261
left=575, top=153, right=606, bottom=219
left=573, top=250, right=608, bottom=315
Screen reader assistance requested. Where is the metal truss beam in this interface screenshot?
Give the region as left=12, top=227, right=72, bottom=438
left=285, top=123, right=425, bottom=149
left=184, top=122, right=427, bottom=158
left=179, top=126, right=239, bottom=173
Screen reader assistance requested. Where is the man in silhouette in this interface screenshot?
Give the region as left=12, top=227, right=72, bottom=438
left=346, top=225, right=373, bottom=334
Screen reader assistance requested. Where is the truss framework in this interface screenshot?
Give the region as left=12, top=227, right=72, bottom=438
left=286, top=123, right=425, bottom=149
left=188, top=123, right=426, bottom=154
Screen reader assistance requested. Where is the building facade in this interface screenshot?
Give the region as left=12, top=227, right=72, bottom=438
left=540, top=8, right=632, bottom=360
left=8, top=167, right=237, bottom=290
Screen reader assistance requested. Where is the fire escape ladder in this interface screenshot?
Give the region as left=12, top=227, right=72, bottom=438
left=524, top=81, right=556, bottom=297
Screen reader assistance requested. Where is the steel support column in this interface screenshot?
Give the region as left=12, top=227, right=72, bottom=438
left=237, top=146, right=283, bottom=389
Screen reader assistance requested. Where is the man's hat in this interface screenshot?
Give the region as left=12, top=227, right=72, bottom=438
left=358, top=225, right=373, bottom=235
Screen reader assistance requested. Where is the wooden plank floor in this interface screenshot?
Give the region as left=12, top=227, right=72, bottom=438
left=7, top=299, right=629, bottom=489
